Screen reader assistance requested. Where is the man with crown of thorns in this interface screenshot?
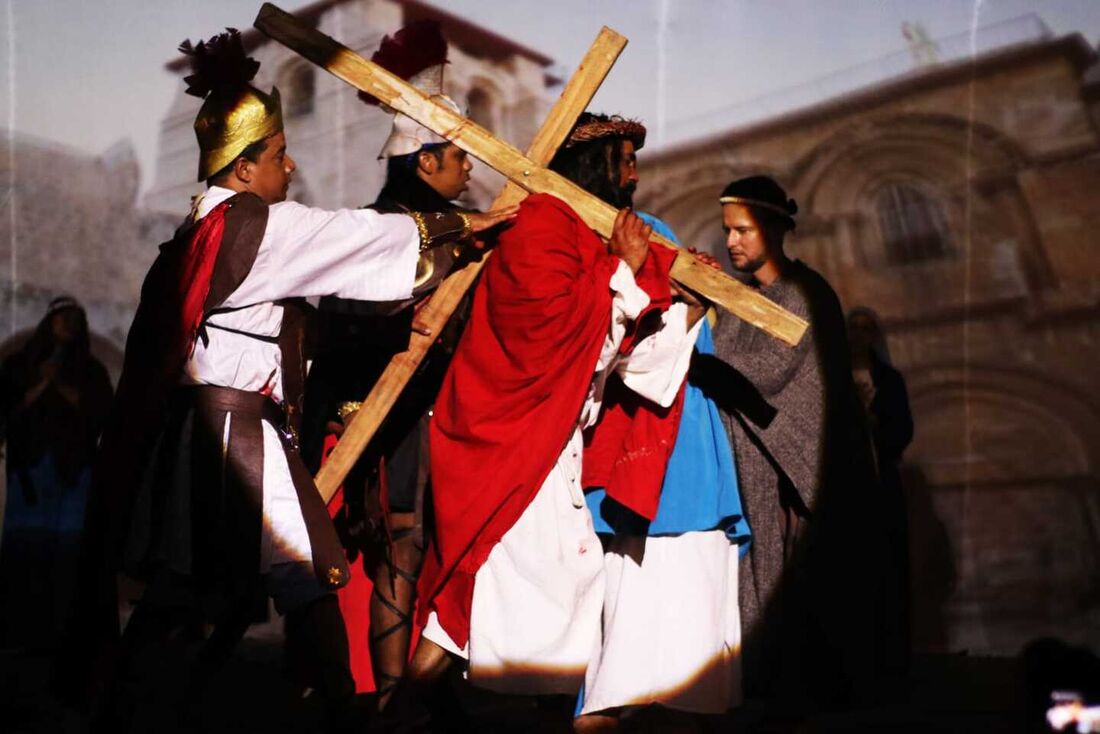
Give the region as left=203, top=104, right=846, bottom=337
left=380, top=109, right=710, bottom=728
left=71, top=28, right=515, bottom=731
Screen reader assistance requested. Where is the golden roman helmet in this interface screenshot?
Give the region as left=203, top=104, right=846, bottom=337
left=194, top=86, right=283, bottom=182
left=180, top=29, right=285, bottom=182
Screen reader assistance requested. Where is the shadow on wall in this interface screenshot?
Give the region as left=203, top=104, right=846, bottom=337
left=689, top=272, right=902, bottom=711
left=902, top=464, right=957, bottom=654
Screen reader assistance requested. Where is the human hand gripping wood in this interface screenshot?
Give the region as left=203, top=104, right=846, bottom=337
left=607, top=208, right=652, bottom=275
left=293, top=20, right=634, bottom=502
left=673, top=247, right=722, bottom=326
left=252, top=3, right=807, bottom=500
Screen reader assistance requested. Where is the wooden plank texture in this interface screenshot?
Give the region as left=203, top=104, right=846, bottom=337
left=254, top=3, right=808, bottom=346
left=306, top=22, right=629, bottom=501
left=252, top=4, right=808, bottom=500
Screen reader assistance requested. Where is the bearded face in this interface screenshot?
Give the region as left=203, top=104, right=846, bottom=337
left=549, top=134, right=643, bottom=208
left=608, top=139, right=639, bottom=209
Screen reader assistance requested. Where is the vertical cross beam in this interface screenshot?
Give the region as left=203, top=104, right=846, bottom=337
left=253, top=4, right=807, bottom=500
left=295, top=20, right=625, bottom=501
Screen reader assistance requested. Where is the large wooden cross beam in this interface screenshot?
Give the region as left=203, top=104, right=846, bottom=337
left=254, top=3, right=808, bottom=501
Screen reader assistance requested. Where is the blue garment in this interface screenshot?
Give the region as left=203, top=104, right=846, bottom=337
left=585, top=213, right=750, bottom=545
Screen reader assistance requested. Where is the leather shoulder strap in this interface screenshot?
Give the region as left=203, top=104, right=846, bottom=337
left=204, top=192, right=269, bottom=311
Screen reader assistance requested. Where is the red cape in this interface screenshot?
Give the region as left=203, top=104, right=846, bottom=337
left=417, top=194, right=677, bottom=647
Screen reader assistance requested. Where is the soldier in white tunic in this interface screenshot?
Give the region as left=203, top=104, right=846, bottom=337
left=77, top=31, right=514, bottom=730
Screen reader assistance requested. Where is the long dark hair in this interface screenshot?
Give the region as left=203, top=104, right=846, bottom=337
left=549, top=116, right=632, bottom=208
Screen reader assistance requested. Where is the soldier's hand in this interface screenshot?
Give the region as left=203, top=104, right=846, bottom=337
left=608, top=208, right=651, bottom=275
left=466, top=206, right=519, bottom=234
left=462, top=206, right=520, bottom=251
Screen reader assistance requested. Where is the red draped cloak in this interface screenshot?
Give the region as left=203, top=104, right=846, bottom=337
left=416, top=193, right=679, bottom=647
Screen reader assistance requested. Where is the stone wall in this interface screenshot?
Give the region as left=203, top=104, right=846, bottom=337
left=144, top=0, right=555, bottom=215
left=638, top=35, right=1100, bottom=655
left=0, top=134, right=178, bottom=378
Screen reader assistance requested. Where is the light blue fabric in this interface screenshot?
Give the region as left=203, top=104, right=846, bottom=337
left=576, top=215, right=749, bottom=716
left=584, top=213, right=750, bottom=545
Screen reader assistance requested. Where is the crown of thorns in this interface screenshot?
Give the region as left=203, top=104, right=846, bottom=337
left=564, top=115, right=646, bottom=149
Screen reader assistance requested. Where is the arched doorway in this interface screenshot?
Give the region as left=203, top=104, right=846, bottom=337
left=904, top=367, right=1100, bottom=653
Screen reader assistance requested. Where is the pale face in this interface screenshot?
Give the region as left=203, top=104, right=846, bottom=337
left=722, top=203, right=770, bottom=273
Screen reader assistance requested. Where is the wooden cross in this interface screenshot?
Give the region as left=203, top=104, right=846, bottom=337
left=254, top=3, right=809, bottom=502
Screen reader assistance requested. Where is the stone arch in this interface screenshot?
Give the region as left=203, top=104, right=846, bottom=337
left=464, top=78, right=504, bottom=136
left=904, top=363, right=1099, bottom=485
left=789, top=113, right=1051, bottom=283
left=792, top=112, right=1028, bottom=211
left=900, top=363, right=1100, bottom=645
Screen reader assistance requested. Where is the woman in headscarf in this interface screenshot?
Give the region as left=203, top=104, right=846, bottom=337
left=0, top=296, right=113, bottom=647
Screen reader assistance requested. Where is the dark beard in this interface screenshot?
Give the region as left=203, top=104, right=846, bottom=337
left=731, top=253, right=768, bottom=274
left=604, top=180, right=635, bottom=209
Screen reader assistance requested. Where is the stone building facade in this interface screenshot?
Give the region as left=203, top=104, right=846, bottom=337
left=0, top=0, right=557, bottom=377
left=637, top=29, right=1100, bottom=654
left=145, top=0, right=558, bottom=216
left=0, top=134, right=177, bottom=376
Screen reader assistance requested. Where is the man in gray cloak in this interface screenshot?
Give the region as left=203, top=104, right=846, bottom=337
left=691, top=176, right=885, bottom=711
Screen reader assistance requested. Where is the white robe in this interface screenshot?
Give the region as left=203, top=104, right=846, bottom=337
left=422, top=263, right=701, bottom=695
left=579, top=530, right=742, bottom=715
left=184, top=186, right=420, bottom=572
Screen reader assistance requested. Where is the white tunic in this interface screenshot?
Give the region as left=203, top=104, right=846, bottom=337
left=579, top=530, right=742, bottom=715
left=423, top=262, right=702, bottom=695
left=184, top=186, right=420, bottom=570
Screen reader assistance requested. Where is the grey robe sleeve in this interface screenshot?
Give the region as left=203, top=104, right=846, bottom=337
left=709, top=286, right=827, bottom=512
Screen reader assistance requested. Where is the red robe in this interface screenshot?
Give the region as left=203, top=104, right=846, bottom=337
left=416, top=193, right=678, bottom=647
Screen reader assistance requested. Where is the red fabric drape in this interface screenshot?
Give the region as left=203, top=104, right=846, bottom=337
left=581, top=377, right=686, bottom=522
left=95, top=200, right=232, bottom=549
left=416, top=194, right=677, bottom=647
left=177, top=202, right=229, bottom=358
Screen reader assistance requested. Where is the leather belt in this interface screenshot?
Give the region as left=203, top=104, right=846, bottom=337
left=188, top=385, right=299, bottom=450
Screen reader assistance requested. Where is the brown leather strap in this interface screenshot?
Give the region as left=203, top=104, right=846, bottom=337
left=284, top=440, right=350, bottom=590
left=204, top=193, right=270, bottom=312
left=189, top=385, right=350, bottom=590
left=189, top=388, right=265, bottom=588
left=278, top=298, right=309, bottom=438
